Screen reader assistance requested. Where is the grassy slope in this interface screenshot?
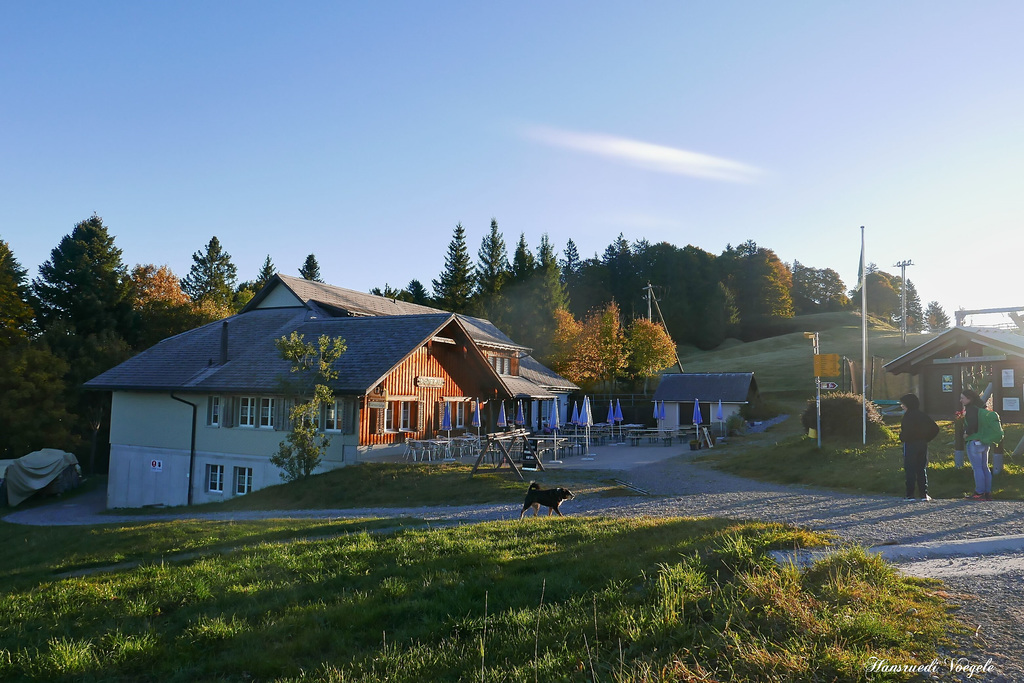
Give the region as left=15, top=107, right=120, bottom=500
left=677, top=311, right=938, bottom=395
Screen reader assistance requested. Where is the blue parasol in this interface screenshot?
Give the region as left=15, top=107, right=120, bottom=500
left=471, top=400, right=481, bottom=438
left=441, top=401, right=452, bottom=438
left=614, top=399, right=624, bottom=443
left=692, top=399, right=703, bottom=426
left=658, top=400, right=666, bottom=422
left=581, top=395, right=594, bottom=458
left=548, top=400, right=562, bottom=463
left=514, top=400, right=525, bottom=427
left=716, top=399, right=725, bottom=436
left=497, top=402, right=507, bottom=429
left=571, top=401, right=580, bottom=425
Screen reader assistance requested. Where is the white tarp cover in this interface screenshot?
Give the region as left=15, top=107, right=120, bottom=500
left=4, top=449, right=80, bottom=507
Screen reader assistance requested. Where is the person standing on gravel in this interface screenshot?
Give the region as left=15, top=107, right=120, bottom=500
left=961, top=389, right=994, bottom=500
left=899, top=393, right=939, bottom=501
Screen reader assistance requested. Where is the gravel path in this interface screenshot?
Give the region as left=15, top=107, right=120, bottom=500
left=6, top=423, right=1022, bottom=680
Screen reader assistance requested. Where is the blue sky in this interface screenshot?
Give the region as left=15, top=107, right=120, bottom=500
left=4, top=2, right=1023, bottom=320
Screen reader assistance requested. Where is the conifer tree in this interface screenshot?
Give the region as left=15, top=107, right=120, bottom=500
left=181, top=236, right=238, bottom=310
left=559, top=239, right=581, bottom=286
left=432, top=223, right=475, bottom=314
left=925, top=301, right=950, bottom=331
left=510, top=233, right=535, bottom=283
left=405, top=279, right=432, bottom=306
left=255, top=255, right=277, bottom=291
left=0, top=239, right=34, bottom=346
left=299, top=254, right=323, bottom=282
left=32, top=214, right=135, bottom=341
left=476, top=219, right=509, bottom=298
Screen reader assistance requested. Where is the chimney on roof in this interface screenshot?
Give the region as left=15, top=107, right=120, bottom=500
left=220, top=322, right=229, bottom=365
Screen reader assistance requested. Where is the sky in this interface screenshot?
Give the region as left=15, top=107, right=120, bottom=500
left=4, top=2, right=1023, bottom=321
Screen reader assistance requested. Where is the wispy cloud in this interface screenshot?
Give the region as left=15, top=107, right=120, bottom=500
left=523, top=125, right=762, bottom=183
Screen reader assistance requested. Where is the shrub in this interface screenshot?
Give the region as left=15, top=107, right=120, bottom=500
left=725, top=414, right=747, bottom=436
left=741, top=398, right=782, bottom=421
left=800, top=392, right=894, bottom=442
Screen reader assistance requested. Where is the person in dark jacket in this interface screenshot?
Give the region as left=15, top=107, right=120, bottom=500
left=899, top=393, right=940, bottom=501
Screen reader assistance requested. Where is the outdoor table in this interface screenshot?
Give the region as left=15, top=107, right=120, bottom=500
left=532, top=436, right=569, bottom=462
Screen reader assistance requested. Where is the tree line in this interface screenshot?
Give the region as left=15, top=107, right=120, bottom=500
left=1, top=214, right=951, bottom=465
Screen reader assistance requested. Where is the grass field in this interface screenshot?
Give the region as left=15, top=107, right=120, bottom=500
left=0, top=514, right=956, bottom=682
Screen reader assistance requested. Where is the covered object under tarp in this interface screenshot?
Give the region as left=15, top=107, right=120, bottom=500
left=2, top=449, right=81, bottom=507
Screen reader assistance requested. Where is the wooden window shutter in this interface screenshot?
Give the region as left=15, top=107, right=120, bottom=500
left=375, top=405, right=385, bottom=434
left=435, top=400, right=443, bottom=430
left=417, top=401, right=425, bottom=432
left=206, top=397, right=214, bottom=425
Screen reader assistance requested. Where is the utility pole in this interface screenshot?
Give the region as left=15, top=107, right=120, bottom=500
left=642, top=282, right=683, bottom=372
left=893, top=259, right=914, bottom=345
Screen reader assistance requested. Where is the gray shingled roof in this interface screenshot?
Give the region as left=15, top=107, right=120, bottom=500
left=85, top=309, right=457, bottom=394
left=90, top=275, right=578, bottom=396
left=249, top=274, right=534, bottom=353
left=652, top=373, right=758, bottom=403
left=251, top=274, right=443, bottom=318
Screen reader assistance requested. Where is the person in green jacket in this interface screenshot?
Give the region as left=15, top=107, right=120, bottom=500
left=960, top=389, right=991, bottom=500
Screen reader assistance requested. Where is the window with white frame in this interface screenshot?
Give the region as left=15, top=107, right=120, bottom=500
left=259, top=397, right=275, bottom=428
left=239, top=397, right=257, bottom=427
left=234, top=466, right=253, bottom=495
left=207, top=464, right=224, bottom=493
left=209, top=396, right=220, bottom=427
left=400, top=401, right=412, bottom=430
left=384, top=402, right=395, bottom=431
left=322, top=400, right=341, bottom=432
left=455, top=402, right=466, bottom=428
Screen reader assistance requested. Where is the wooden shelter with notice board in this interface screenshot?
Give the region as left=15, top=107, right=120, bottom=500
left=884, top=326, right=1024, bottom=422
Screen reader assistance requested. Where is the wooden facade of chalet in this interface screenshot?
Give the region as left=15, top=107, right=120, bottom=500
left=357, top=326, right=512, bottom=447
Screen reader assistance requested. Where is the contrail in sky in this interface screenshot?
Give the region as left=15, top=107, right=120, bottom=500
left=524, top=125, right=762, bottom=183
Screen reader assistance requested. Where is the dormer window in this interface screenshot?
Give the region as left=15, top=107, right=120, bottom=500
left=491, top=356, right=511, bottom=375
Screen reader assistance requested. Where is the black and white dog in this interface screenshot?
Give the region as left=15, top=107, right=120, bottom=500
left=519, top=482, right=575, bottom=519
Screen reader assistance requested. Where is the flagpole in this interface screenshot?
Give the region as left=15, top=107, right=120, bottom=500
left=861, top=226, right=867, bottom=445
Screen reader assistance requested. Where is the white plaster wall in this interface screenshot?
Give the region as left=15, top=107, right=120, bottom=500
left=107, top=391, right=364, bottom=507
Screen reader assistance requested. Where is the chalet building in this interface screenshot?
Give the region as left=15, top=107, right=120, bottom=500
left=86, top=275, right=576, bottom=508
left=884, top=326, right=1024, bottom=421
left=652, top=373, right=762, bottom=428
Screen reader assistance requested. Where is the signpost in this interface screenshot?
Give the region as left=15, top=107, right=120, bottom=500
left=820, top=382, right=838, bottom=390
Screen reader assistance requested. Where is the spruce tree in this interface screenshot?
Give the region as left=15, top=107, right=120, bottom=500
left=32, top=214, right=135, bottom=342
left=432, top=223, right=475, bottom=314
left=255, top=255, right=277, bottom=291
left=299, top=254, right=323, bottom=282
left=0, top=239, right=34, bottom=346
left=476, top=219, right=509, bottom=298
left=510, top=233, right=535, bottom=283
left=559, top=238, right=581, bottom=286
left=181, top=236, right=238, bottom=310
left=925, top=301, right=950, bottom=331
left=405, top=279, right=432, bottom=306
